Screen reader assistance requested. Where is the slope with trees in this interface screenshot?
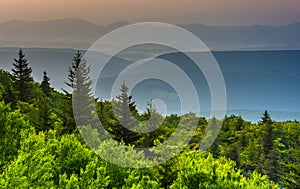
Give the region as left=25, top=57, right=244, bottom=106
left=0, top=49, right=298, bottom=188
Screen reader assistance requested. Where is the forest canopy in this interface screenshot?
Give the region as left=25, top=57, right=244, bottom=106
left=0, top=49, right=298, bottom=188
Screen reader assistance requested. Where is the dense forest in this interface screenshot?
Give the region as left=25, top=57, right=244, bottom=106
left=0, top=49, right=299, bottom=188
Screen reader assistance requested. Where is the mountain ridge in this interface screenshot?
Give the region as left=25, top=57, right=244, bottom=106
left=0, top=19, right=299, bottom=50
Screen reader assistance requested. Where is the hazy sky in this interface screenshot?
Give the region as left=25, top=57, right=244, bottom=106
left=1, top=0, right=300, bottom=25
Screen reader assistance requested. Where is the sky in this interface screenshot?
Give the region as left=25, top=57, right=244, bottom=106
left=1, top=0, right=300, bottom=26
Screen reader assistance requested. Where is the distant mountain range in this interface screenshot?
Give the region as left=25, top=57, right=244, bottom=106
left=1, top=47, right=300, bottom=122
left=0, top=18, right=299, bottom=50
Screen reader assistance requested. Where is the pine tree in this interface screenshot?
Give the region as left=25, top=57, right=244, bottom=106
left=40, top=71, right=51, bottom=97
left=60, top=50, right=96, bottom=133
left=112, top=81, right=140, bottom=144
left=259, top=111, right=274, bottom=155
left=11, top=49, right=34, bottom=102
left=60, top=51, right=81, bottom=133
left=114, top=81, right=138, bottom=127
left=145, top=100, right=164, bottom=127
left=65, top=51, right=81, bottom=91
left=261, top=110, right=272, bottom=124
left=71, top=51, right=96, bottom=127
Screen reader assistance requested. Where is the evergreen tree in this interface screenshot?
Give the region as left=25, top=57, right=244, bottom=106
left=60, top=51, right=80, bottom=133
left=115, top=82, right=136, bottom=116
left=11, top=49, right=34, bottom=102
left=65, top=51, right=80, bottom=91
left=60, top=50, right=96, bottom=133
left=261, top=110, right=272, bottom=124
left=145, top=100, right=164, bottom=127
left=40, top=71, right=51, bottom=97
left=112, top=81, right=140, bottom=144
left=260, top=111, right=274, bottom=155
left=71, top=51, right=96, bottom=127
left=115, top=81, right=138, bottom=119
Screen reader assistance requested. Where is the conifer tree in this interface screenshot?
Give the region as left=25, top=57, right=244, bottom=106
left=71, top=51, right=96, bottom=127
left=112, top=81, right=140, bottom=144
left=116, top=82, right=137, bottom=127
left=60, top=51, right=81, bottom=133
left=145, top=99, right=164, bottom=127
left=11, top=49, right=34, bottom=102
left=261, top=111, right=274, bottom=155
left=60, top=50, right=95, bottom=133
left=261, top=110, right=272, bottom=124
left=40, top=71, right=51, bottom=97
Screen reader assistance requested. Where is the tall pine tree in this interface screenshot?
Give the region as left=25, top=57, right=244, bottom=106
left=60, top=51, right=80, bottom=133
left=261, top=111, right=274, bottom=155
left=71, top=51, right=96, bottom=127
left=112, top=81, right=140, bottom=144
left=115, top=81, right=138, bottom=126
left=261, top=110, right=272, bottom=124
left=40, top=71, right=51, bottom=97
left=60, top=50, right=96, bottom=133
left=11, top=49, right=34, bottom=102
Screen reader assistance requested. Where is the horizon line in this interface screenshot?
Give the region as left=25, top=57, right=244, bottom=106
left=1, top=18, right=300, bottom=27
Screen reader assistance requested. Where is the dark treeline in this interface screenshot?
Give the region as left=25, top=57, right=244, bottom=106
left=0, top=49, right=299, bottom=188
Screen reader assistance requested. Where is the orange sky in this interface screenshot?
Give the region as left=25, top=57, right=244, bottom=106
left=1, top=0, right=300, bottom=25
